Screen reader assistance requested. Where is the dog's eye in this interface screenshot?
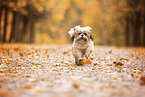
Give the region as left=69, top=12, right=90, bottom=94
left=84, top=33, right=87, bottom=35
left=78, top=33, right=81, bottom=35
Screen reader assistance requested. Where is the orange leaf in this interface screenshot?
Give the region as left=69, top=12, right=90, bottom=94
left=82, top=59, right=92, bottom=64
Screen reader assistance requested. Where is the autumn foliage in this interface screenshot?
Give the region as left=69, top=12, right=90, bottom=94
left=0, top=0, right=145, bottom=46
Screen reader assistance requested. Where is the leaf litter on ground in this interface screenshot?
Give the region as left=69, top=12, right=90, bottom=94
left=0, top=44, right=145, bottom=97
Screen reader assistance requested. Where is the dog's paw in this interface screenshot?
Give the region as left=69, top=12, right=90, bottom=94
left=75, top=59, right=83, bottom=66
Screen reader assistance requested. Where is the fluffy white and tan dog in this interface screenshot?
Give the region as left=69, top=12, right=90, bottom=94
left=68, top=25, right=94, bottom=65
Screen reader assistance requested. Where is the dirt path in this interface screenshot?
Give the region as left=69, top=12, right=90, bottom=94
left=0, top=44, right=145, bottom=97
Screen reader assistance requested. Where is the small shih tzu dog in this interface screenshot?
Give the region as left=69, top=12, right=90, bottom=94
left=68, top=25, right=94, bottom=65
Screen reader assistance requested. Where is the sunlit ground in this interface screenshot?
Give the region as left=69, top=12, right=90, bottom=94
left=0, top=44, right=145, bottom=97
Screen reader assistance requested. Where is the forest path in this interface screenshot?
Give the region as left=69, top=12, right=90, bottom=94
left=0, top=44, right=145, bottom=97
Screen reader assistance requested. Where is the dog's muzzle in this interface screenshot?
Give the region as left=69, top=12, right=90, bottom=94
left=79, top=35, right=87, bottom=41
left=80, top=34, right=85, bottom=39
left=80, top=36, right=84, bottom=39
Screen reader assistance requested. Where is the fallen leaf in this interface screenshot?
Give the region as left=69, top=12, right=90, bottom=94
left=140, top=68, right=143, bottom=72
left=93, top=63, right=98, bottom=66
left=72, top=83, right=80, bottom=89
left=120, top=58, right=129, bottom=61
left=39, top=78, right=45, bottom=81
left=0, top=79, right=4, bottom=83
left=113, top=61, right=123, bottom=66
left=131, top=73, right=134, bottom=77
left=116, top=62, right=123, bottom=66
left=82, top=59, right=92, bottom=64
left=112, top=77, right=118, bottom=80
left=0, top=73, right=5, bottom=76
left=56, top=73, right=62, bottom=75
left=19, top=52, right=23, bottom=57
left=0, top=89, right=13, bottom=97
left=134, top=73, right=139, bottom=78
left=89, top=57, right=94, bottom=60
left=109, top=50, right=112, bottom=54
left=139, top=76, right=145, bottom=85
left=26, top=74, right=35, bottom=78
left=35, top=89, right=44, bottom=94
left=46, top=55, right=49, bottom=58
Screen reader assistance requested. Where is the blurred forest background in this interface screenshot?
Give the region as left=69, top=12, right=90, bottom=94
left=0, top=0, right=145, bottom=46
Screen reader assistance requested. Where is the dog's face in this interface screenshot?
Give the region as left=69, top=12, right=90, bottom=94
left=74, top=28, right=90, bottom=43
left=68, top=25, right=93, bottom=43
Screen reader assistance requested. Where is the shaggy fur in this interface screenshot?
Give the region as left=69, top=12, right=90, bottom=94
left=68, top=25, right=94, bottom=65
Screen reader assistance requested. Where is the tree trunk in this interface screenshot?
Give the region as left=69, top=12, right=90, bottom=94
left=30, top=20, right=35, bottom=43
left=133, top=12, right=141, bottom=46
left=143, top=1, right=145, bottom=46
left=3, top=7, right=8, bottom=42
left=9, top=11, right=16, bottom=42
left=18, top=15, right=23, bottom=42
left=0, top=7, right=2, bottom=42
left=14, top=12, right=20, bottom=42
left=125, top=17, right=130, bottom=46
left=140, top=15, right=144, bottom=46
left=144, top=19, right=145, bottom=46
left=22, top=17, right=28, bottom=42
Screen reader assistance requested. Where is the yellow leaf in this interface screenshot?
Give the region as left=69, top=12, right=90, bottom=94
left=82, top=59, right=92, bottom=64
left=134, top=74, right=139, bottom=78
left=14, top=77, right=22, bottom=80
left=0, top=89, right=12, bottom=97
left=39, top=78, right=45, bottom=81
left=0, top=73, right=5, bottom=76
left=46, top=55, right=49, bottom=58
left=0, top=79, right=4, bottom=83
left=72, top=83, right=80, bottom=89
left=26, top=74, right=35, bottom=78
left=112, top=77, right=118, bottom=79
left=56, top=73, right=62, bottom=75
left=25, top=84, right=35, bottom=89
left=35, top=89, right=44, bottom=94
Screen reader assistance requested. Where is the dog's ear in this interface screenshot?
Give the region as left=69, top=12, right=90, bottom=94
left=86, top=26, right=92, bottom=31
left=74, top=25, right=80, bottom=31
left=90, top=34, right=93, bottom=41
left=71, top=35, right=74, bottom=42
left=68, top=28, right=74, bottom=36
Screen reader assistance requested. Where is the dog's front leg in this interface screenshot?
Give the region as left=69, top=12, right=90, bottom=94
left=75, top=57, right=83, bottom=65
left=85, top=48, right=92, bottom=59
left=73, top=49, right=83, bottom=65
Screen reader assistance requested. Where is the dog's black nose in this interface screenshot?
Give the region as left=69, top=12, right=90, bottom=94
left=81, top=34, right=84, bottom=37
